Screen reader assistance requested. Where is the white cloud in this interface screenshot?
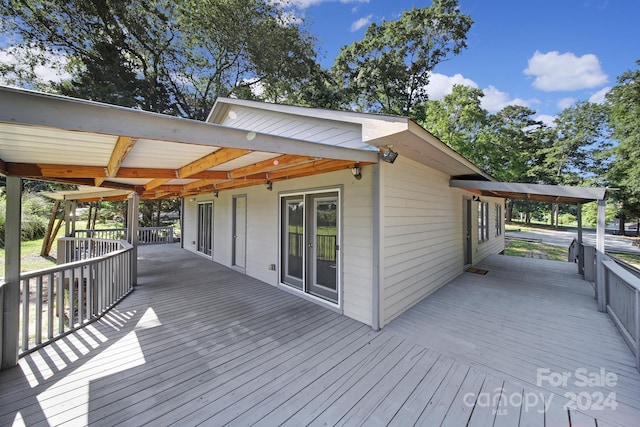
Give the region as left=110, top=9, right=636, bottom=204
left=350, top=14, right=372, bottom=32
left=557, top=97, right=576, bottom=110
left=589, top=86, right=611, bottom=104
left=524, top=50, right=608, bottom=92
left=481, top=85, right=539, bottom=113
left=0, top=45, right=70, bottom=85
left=425, top=72, right=479, bottom=100
left=536, top=114, right=557, bottom=128
left=279, top=0, right=369, bottom=8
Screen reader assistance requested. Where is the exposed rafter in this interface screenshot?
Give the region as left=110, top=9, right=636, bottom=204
left=230, top=154, right=313, bottom=179
left=96, top=136, right=136, bottom=186
left=177, top=148, right=250, bottom=179
left=145, top=178, right=171, bottom=191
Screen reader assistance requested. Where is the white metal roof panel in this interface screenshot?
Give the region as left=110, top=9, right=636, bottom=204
left=121, top=139, right=220, bottom=169
left=0, top=123, right=116, bottom=165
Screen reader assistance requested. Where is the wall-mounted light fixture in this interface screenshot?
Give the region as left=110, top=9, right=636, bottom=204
left=472, top=195, right=481, bottom=202
left=381, top=148, right=398, bottom=164
left=351, top=166, right=362, bottom=180
left=189, top=197, right=196, bottom=202
left=266, top=182, right=273, bottom=191
left=214, top=191, right=219, bottom=198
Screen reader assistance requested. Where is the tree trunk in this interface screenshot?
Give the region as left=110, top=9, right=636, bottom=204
left=86, top=203, right=93, bottom=229
left=506, top=200, right=513, bottom=223
left=525, top=212, right=531, bottom=224
left=618, top=214, right=626, bottom=236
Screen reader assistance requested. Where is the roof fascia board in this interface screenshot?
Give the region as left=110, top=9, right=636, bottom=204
left=0, top=86, right=378, bottom=164
left=449, top=180, right=606, bottom=202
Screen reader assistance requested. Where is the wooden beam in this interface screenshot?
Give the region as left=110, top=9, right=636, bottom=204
left=145, top=178, right=171, bottom=191
left=0, top=87, right=379, bottom=163
left=183, top=179, right=224, bottom=191
left=230, top=154, right=313, bottom=179
left=268, top=159, right=354, bottom=180
left=214, top=178, right=266, bottom=191
left=6, top=163, right=106, bottom=178
left=106, top=136, right=136, bottom=177
left=178, top=148, right=250, bottom=179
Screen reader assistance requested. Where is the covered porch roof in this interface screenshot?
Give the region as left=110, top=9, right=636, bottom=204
left=0, top=86, right=378, bottom=200
left=449, top=179, right=607, bottom=204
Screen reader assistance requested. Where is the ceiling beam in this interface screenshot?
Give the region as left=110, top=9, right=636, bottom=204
left=229, top=154, right=313, bottom=179
left=177, top=147, right=250, bottom=179
left=267, top=159, right=352, bottom=180
left=183, top=179, right=225, bottom=191
left=107, top=136, right=136, bottom=177
left=6, top=163, right=106, bottom=178
left=0, top=86, right=379, bottom=163
left=145, top=178, right=171, bottom=191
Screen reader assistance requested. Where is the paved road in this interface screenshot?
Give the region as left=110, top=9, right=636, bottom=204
left=506, top=228, right=640, bottom=254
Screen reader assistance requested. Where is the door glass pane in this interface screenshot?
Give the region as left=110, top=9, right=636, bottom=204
left=197, top=202, right=213, bottom=256
left=282, top=197, right=303, bottom=288
left=314, top=197, right=337, bottom=291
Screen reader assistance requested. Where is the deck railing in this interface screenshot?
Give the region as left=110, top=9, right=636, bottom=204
left=73, top=226, right=174, bottom=245
left=18, top=238, right=134, bottom=355
left=581, top=244, right=640, bottom=371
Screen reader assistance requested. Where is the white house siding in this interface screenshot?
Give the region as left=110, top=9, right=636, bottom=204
left=380, top=156, right=505, bottom=326
left=218, top=106, right=370, bottom=150
left=182, top=167, right=375, bottom=326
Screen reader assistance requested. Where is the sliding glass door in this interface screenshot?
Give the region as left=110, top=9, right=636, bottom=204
left=281, top=190, right=339, bottom=304
left=197, top=202, right=213, bottom=257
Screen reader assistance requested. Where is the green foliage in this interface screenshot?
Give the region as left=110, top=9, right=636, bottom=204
left=581, top=200, right=618, bottom=227
left=333, top=0, right=472, bottom=114
left=0, top=192, right=53, bottom=246
left=606, top=60, right=640, bottom=221
left=416, top=85, right=489, bottom=165
left=0, top=0, right=319, bottom=120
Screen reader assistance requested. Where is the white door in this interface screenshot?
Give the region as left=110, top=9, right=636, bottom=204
left=233, top=195, right=247, bottom=269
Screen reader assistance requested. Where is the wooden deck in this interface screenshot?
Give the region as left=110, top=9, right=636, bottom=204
left=1, top=246, right=639, bottom=426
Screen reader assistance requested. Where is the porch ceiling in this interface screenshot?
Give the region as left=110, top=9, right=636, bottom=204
left=449, top=179, right=607, bottom=204
left=0, top=87, right=377, bottom=200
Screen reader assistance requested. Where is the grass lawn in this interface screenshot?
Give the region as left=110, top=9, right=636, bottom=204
left=504, top=238, right=568, bottom=261
left=608, top=252, right=640, bottom=269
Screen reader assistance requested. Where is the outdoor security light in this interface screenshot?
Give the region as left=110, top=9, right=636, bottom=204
left=266, top=182, right=273, bottom=191
left=381, top=148, right=398, bottom=164
left=351, top=167, right=362, bottom=180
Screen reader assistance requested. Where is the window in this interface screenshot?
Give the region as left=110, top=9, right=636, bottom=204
left=478, top=201, right=489, bottom=243
left=495, top=203, right=503, bottom=236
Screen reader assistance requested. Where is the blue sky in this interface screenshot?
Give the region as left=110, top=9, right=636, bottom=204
left=293, top=0, right=639, bottom=124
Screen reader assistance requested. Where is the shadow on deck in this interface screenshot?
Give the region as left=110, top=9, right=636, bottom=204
left=0, top=246, right=638, bottom=426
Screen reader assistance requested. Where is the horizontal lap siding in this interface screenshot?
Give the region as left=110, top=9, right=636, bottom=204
left=183, top=167, right=374, bottom=326
left=381, top=157, right=465, bottom=326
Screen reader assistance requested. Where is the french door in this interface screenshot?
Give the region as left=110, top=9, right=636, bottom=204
left=281, top=191, right=339, bottom=304
left=197, top=202, right=213, bottom=257
left=232, top=195, right=247, bottom=270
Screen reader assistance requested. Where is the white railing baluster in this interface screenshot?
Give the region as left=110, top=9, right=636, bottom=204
left=18, top=238, right=134, bottom=356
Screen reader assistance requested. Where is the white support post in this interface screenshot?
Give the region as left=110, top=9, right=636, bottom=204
left=64, top=200, right=72, bottom=237
left=577, top=203, right=584, bottom=275
left=596, top=199, right=607, bottom=312
left=127, top=193, right=139, bottom=285
left=2, top=177, right=22, bottom=370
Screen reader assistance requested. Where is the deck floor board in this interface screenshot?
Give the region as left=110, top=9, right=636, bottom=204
left=1, top=246, right=638, bottom=426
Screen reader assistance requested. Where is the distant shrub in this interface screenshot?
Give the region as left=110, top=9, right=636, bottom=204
left=0, top=192, right=53, bottom=247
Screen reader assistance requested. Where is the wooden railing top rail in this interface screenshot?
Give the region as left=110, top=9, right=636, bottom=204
left=602, top=259, right=640, bottom=292
left=20, top=239, right=133, bottom=281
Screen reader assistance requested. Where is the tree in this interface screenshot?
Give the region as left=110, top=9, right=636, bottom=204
left=416, top=84, right=489, bottom=167
left=332, top=0, right=472, bottom=115
left=0, top=0, right=319, bottom=120
left=606, top=60, right=640, bottom=235
left=540, top=101, right=609, bottom=186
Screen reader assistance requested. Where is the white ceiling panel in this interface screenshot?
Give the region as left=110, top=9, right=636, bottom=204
left=121, top=139, right=220, bottom=169
left=0, top=123, right=116, bottom=165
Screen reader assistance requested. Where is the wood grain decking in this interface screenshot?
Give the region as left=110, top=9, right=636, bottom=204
left=1, top=245, right=638, bottom=426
